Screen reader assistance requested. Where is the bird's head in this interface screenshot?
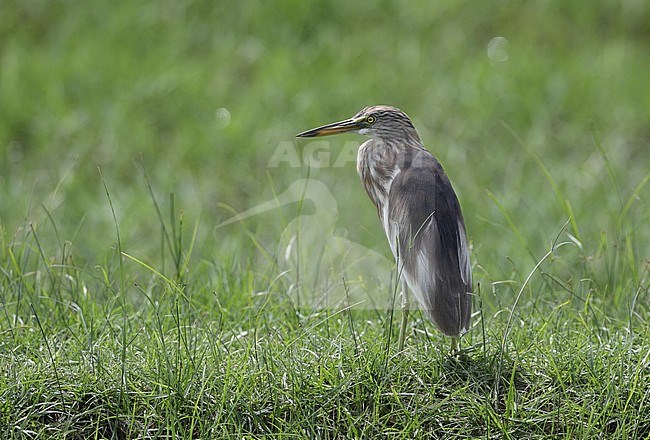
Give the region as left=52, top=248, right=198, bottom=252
left=297, top=105, right=421, bottom=144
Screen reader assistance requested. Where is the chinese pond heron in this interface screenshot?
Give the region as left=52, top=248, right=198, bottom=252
left=297, top=105, right=472, bottom=351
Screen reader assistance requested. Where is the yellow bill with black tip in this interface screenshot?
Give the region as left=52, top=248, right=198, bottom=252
left=296, top=116, right=365, bottom=138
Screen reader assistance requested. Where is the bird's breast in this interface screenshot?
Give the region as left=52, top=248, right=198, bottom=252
left=357, top=139, right=401, bottom=215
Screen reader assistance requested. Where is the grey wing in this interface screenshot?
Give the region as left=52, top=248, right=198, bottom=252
left=388, top=151, right=472, bottom=336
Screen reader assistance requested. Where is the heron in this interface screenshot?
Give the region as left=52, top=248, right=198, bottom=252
left=296, top=105, right=472, bottom=351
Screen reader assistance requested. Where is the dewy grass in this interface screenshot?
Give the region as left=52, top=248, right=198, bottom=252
left=2, top=173, right=648, bottom=438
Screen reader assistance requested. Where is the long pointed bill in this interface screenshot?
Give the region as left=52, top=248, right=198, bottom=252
left=296, top=117, right=364, bottom=138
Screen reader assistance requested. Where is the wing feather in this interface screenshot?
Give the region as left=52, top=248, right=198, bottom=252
left=387, top=149, right=472, bottom=336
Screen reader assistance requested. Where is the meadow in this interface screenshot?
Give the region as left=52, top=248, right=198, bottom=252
left=1, top=0, right=649, bottom=438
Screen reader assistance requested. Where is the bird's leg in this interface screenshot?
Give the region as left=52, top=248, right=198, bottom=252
left=450, top=337, right=458, bottom=354
left=398, top=280, right=410, bottom=351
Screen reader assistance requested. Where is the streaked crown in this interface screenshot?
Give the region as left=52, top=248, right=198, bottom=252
left=354, top=105, right=421, bottom=144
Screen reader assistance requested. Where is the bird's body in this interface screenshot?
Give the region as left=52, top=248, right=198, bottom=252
left=297, top=105, right=472, bottom=347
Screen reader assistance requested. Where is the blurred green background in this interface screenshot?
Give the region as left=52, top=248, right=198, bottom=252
left=1, top=1, right=649, bottom=436
left=1, top=0, right=648, bottom=305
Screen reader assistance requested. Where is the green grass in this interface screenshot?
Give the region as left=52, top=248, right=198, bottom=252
left=1, top=0, right=649, bottom=438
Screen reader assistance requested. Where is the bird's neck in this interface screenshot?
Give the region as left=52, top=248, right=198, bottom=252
left=357, top=138, right=424, bottom=215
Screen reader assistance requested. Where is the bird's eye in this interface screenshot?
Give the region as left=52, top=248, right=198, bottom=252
left=366, top=115, right=376, bottom=124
